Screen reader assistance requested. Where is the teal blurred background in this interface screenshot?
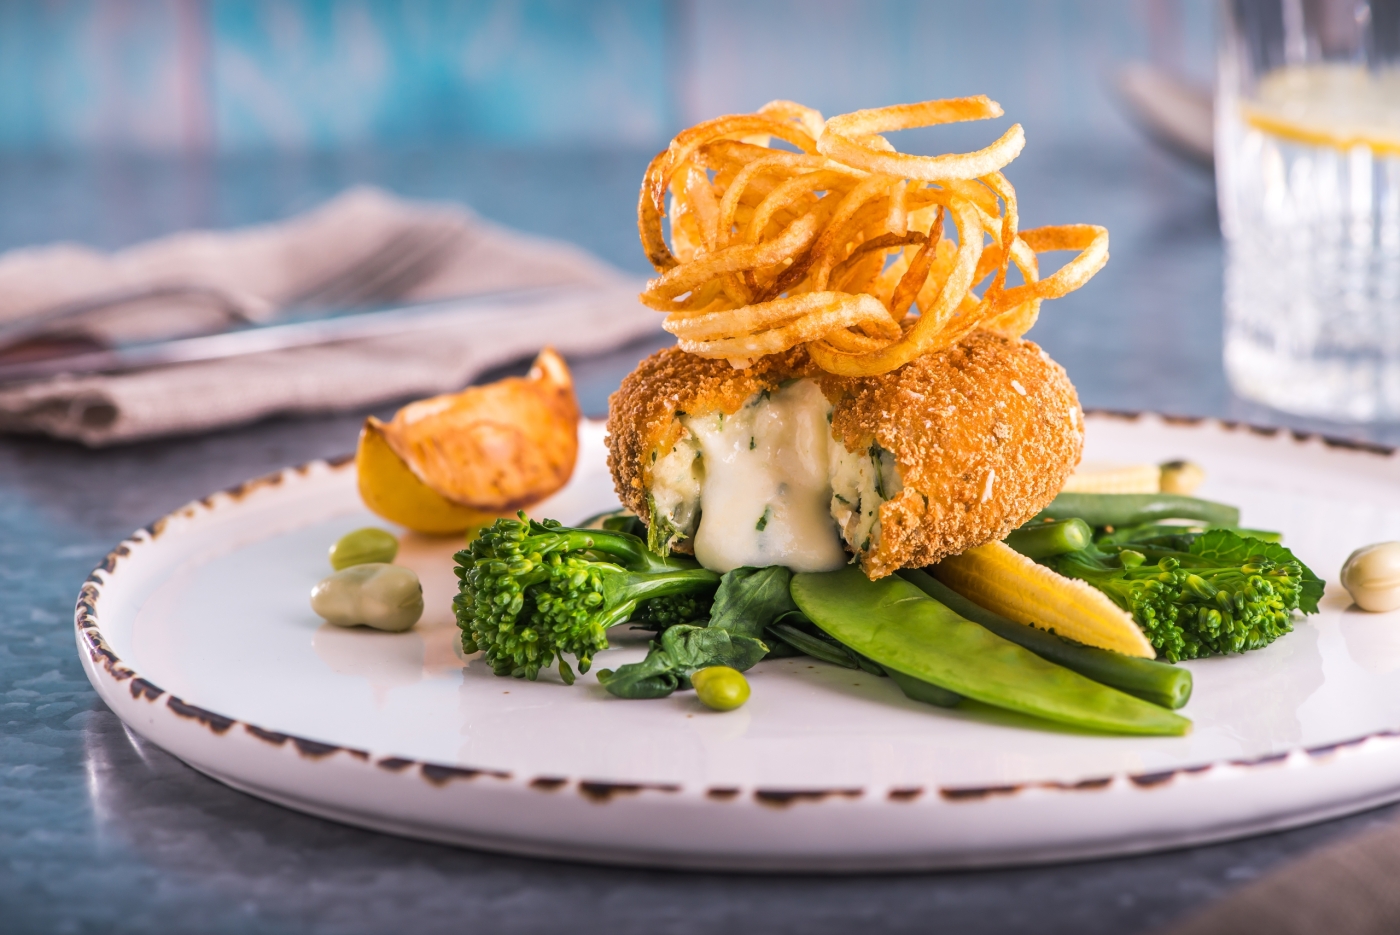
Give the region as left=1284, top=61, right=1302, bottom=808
left=0, top=0, right=1213, bottom=154
left=0, top=0, right=1240, bottom=424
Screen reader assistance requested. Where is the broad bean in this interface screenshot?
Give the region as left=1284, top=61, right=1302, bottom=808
left=311, top=563, right=423, bottom=631
left=1342, top=542, right=1400, bottom=612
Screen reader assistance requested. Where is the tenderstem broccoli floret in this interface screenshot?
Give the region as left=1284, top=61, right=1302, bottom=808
left=629, top=590, right=714, bottom=631
left=454, top=514, right=720, bottom=683
left=1050, top=529, right=1322, bottom=662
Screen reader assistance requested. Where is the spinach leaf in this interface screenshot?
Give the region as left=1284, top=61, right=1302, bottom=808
left=662, top=624, right=769, bottom=674
left=709, top=566, right=798, bottom=638
left=597, top=624, right=769, bottom=699
left=595, top=648, right=680, bottom=699
left=601, top=565, right=802, bottom=700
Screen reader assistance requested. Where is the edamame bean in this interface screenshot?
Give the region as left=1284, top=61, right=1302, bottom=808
left=691, top=666, right=750, bottom=711
left=311, top=563, right=423, bottom=631
left=1341, top=542, right=1400, bottom=612
left=329, top=527, right=399, bottom=570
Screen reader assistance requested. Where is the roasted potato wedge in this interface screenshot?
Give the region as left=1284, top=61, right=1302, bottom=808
left=357, top=348, right=580, bottom=531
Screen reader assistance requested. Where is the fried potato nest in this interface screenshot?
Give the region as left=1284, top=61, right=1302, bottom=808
left=637, top=97, right=1108, bottom=376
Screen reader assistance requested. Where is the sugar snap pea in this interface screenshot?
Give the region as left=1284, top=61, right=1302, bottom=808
left=883, top=668, right=962, bottom=708
left=768, top=621, right=962, bottom=706
left=791, top=567, right=1190, bottom=736
left=1037, top=492, right=1239, bottom=529
left=898, top=569, right=1192, bottom=710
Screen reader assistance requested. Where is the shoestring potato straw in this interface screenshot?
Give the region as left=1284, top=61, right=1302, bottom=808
left=637, top=96, right=1109, bottom=376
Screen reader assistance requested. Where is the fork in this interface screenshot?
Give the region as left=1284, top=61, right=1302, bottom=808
left=0, top=220, right=466, bottom=354
left=281, top=220, right=465, bottom=309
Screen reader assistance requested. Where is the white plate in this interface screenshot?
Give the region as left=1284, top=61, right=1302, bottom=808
left=76, top=414, right=1400, bottom=871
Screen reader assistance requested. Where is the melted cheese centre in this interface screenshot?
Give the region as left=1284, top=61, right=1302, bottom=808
left=684, top=379, right=848, bottom=573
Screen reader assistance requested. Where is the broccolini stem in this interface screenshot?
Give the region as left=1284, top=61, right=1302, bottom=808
left=520, top=526, right=697, bottom=574
left=599, top=567, right=722, bottom=627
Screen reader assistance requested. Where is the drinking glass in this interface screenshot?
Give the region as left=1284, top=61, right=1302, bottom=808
left=1217, top=0, right=1400, bottom=421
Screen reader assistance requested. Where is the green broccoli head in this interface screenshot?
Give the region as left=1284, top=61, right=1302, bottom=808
left=1053, top=529, right=1322, bottom=662
left=453, top=514, right=720, bottom=683
left=629, top=591, right=714, bottom=631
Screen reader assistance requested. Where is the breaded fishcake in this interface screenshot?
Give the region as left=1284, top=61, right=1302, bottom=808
left=606, top=346, right=815, bottom=537
left=820, top=331, right=1082, bottom=577
left=606, top=332, right=1082, bottom=576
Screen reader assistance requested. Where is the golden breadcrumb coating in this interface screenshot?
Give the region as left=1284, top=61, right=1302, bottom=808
left=820, top=331, right=1082, bottom=577
left=606, top=332, right=1082, bottom=576
left=606, top=346, right=815, bottom=524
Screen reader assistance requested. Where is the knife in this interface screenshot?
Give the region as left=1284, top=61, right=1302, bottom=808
left=0, top=283, right=635, bottom=385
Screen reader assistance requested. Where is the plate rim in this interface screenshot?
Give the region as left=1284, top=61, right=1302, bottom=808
left=73, top=411, right=1400, bottom=849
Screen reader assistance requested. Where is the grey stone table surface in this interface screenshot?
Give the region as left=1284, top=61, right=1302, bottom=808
left=3, top=138, right=1399, bottom=935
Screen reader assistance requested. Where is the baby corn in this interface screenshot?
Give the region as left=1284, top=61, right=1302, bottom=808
left=933, top=541, right=1156, bottom=658
left=1060, top=462, right=1160, bottom=494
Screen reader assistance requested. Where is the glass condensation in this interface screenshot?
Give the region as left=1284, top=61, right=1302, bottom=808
left=1220, top=114, right=1400, bottom=420
left=1217, top=0, right=1400, bottom=421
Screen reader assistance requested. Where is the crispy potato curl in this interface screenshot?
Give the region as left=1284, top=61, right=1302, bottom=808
left=637, top=97, right=1109, bottom=375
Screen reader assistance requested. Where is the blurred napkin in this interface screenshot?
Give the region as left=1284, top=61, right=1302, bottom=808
left=1161, top=814, right=1400, bottom=935
left=0, top=187, right=660, bottom=446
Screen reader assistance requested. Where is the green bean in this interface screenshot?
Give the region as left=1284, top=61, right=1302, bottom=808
left=578, top=508, right=648, bottom=538
left=1005, top=518, right=1092, bottom=558
left=898, top=570, right=1192, bottom=709
left=329, top=527, right=399, bottom=570
left=790, top=567, right=1190, bottom=735
left=850, top=650, right=887, bottom=677
left=767, top=623, right=859, bottom=669
left=1037, top=492, right=1239, bottom=529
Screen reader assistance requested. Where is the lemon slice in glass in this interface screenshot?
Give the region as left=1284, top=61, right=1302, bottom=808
left=1241, top=64, right=1400, bottom=155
